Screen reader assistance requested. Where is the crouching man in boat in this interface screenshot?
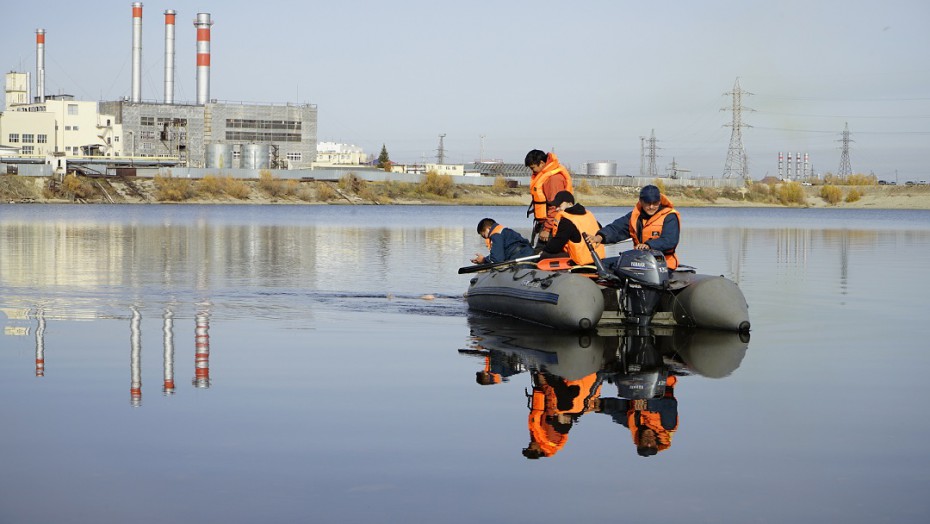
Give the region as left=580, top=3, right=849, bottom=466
left=539, top=191, right=605, bottom=266
left=525, top=149, right=573, bottom=248
left=471, top=218, right=535, bottom=265
left=589, top=184, right=681, bottom=270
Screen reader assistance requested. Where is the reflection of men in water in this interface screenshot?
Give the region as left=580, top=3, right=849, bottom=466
left=523, top=371, right=602, bottom=459
left=473, top=348, right=526, bottom=385
left=599, top=375, right=679, bottom=456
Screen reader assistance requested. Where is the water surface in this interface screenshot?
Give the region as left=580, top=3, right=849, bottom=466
left=1, top=204, right=928, bottom=523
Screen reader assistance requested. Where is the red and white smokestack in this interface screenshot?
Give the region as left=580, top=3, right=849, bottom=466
left=164, top=9, right=177, bottom=104
left=131, top=2, right=143, bottom=103
left=163, top=308, right=175, bottom=395
left=193, top=306, right=211, bottom=388
left=803, top=153, right=809, bottom=178
left=786, top=151, right=793, bottom=179
left=778, top=152, right=783, bottom=179
left=130, top=306, right=142, bottom=407
left=35, top=29, right=46, bottom=103
left=194, top=13, right=213, bottom=105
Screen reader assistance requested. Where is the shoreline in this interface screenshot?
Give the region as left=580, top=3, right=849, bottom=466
left=2, top=175, right=929, bottom=210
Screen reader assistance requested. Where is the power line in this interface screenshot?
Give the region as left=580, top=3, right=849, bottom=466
left=722, top=77, right=753, bottom=180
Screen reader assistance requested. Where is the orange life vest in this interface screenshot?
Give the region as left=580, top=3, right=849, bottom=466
left=528, top=153, right=573, bottom=222
left=628, top=194, right=680, bottom=270
left=484, top=224, right=504, bottom=251
left=559, top=210, right=606, bottom=266
left=628, top=409, right=676, bottom=452
left=527, top=389, right=568, bottom=457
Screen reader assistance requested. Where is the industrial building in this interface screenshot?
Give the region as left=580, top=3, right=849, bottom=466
left=1, top=3, right=317, bottom=172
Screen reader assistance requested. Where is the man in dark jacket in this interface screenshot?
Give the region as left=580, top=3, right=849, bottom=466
left=589, top=185, right=681, bottom=269
left=540, top=191, right=604, bottom=266
left=471, top=218, right=535, bottom=264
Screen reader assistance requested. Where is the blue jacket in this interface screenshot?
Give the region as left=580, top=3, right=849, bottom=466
left=487, top=222, right=535, bottom=263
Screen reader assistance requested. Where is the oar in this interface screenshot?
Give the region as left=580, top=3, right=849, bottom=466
left=458, top=255, right=541, bottom=274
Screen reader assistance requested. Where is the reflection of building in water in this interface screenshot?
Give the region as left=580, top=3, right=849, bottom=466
left=193, top=304, right=211, bottom=388
left=35, top=308, right=46, bottom=377
left=130, top=306, right=142, bottom=407
left=163, top=308, right=175, bottom=395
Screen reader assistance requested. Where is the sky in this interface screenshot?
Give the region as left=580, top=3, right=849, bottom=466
left=2, top=0, right=928, bottom=181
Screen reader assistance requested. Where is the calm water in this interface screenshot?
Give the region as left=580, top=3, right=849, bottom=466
left=1, top=204, right=928, bottom=523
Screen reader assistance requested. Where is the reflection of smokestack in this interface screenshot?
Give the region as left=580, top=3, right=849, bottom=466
left=130, top=307, right=143, bottom=406
left=193, top=305, right=211, bottom=388
left=131, top=2, right=143, bottom=103
left=163, top=308, right=175, bottom=395
left=35, top=308, right=46, bottom=377
left=35, top=29, right=46, bottom=103
left=194, top=13, right=213, bottom=105
left=163, top=9, right=176, bottom=104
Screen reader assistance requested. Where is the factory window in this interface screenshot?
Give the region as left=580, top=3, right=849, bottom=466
left=64, top=126, right=71, bottom=131
left=114, top=136, right=119, bottom=142
left=141, top=116, right=155, bottom=126
left=68, top=104, right=79, bottom=115
left=37, top=134, right=47, bottom=143
left=23, top=134, right=35, bottom=143
left=22, top=146, right=35, bottom=155
left=72, top=125, right=80, bottom=131
left=286, top=152, right=302, bottom=162
left=8, top=134, right=19, bottom=143
left=141, top=131, right=156, bottom=140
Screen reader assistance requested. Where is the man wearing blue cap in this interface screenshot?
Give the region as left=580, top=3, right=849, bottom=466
left=589, top=185, right=681, bottom=270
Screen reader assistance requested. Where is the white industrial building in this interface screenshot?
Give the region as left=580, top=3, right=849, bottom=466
left=1, top=4, right=317, bottom=171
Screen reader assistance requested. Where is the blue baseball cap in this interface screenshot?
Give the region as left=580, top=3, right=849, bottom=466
left=639, top=185, right=661, bottom=203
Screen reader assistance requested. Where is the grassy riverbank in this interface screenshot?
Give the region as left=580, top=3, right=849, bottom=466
left=2, top=173, right=929, bottom=209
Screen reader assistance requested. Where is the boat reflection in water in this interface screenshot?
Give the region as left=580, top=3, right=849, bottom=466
left=459, top=315, right=750, bottom=459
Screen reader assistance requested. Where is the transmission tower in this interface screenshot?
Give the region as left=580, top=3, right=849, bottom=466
left=722, top=77, right=754, bottom=180
left=836, top=122, right=853, bottom=178
left=436, top=134, right=446, bottom=164
left=646, top=129, right=660, bottom=178
left=639, top=136, right=646, bottom=177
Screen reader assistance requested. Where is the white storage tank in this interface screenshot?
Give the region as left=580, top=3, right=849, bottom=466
left=586, top=161, right=617, bottom=177
left=241, top=143, right=270, bottom=169
left=204, top=143, right=232, bottom=168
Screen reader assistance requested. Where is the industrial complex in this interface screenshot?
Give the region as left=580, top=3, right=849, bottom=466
left=1, top=3, right=318, bottom=176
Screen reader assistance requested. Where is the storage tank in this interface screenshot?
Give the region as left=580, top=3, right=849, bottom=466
left=586, top=161, right=617, bottom=177
left=204, top=143, right=232, bottom=168
left=241, top=143, right=270, bottom=169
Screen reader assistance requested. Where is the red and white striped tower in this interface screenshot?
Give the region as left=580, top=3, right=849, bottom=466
left=193, top=13, right=213, bottom=105
left=163, top=308, right=175, bottom=395
left=193, top=305, right=211, bottom=388
left=803, top=153, right=810, bottom=179
left=35, top=308, right=46, bottom=377
left=131, top=2, right=143, bottom=103
left=163, top=9, right=177, bottom=104
left=777, top=152, right=784, bottom=179
left=130, top=307, right=142, bottom=407
left=795, top=153, right=802, bottom=180
left=35, top=29, right=46, bottom=103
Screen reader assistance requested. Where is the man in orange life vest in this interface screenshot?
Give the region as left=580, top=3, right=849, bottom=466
left=598, top=375, right=679, bottom=457
left=589, top=184, right=681, bottom=270
left=524, top=149, right=573, bottom=247
left=539, top=191, right=605, bottom=266
left=470, top=218, right=535, bottom=265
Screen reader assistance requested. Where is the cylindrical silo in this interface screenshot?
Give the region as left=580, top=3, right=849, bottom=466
left=204, top=143, right=232, bottom=168
left=586, top=161, right=617, bottom=177
left=241, top=144, right=270, bottom=169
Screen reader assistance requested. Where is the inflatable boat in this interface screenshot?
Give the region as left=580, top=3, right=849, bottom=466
left=463, top=248, right=750, bottom=333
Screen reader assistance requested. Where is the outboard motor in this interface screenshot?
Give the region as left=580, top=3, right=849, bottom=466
left=611, top=250, right=669, bottom=326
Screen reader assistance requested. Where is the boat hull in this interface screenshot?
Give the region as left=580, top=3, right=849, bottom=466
left=466, top=265, right=604, bottom=331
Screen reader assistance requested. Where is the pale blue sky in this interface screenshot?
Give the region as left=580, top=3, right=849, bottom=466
left=3, top=0, right=928, bottom=180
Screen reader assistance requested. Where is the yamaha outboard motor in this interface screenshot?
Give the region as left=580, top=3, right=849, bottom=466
left=611, top=250, right=669, bottom=326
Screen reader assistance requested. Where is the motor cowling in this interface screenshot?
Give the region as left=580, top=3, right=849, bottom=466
left=611, top=250, right=669, bottom=326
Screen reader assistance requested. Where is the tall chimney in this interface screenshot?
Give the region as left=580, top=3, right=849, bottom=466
left=194, top=12, right=213, bottom=105
left=35, top=29, right=46, bottom=103
left=131, top=2, right=143, bottom=103
left=163, top=9, right=176, bottom=103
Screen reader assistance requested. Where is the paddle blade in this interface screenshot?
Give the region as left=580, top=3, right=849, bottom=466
left=537, top=258, right=573, bottom=271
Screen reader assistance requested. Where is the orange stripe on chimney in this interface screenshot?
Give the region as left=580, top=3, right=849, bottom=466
left=165, top=13, right=176, bottom=24
left=36, top=34, right=45, bottom=44
left=197, top=54, right=211, bottom=66
left=133, top=6, right=142, bottom=17
left=197, top=28, right=211, bottom=41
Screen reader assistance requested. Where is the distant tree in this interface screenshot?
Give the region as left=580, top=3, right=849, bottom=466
left=377, top=144, right=391, bottom=170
